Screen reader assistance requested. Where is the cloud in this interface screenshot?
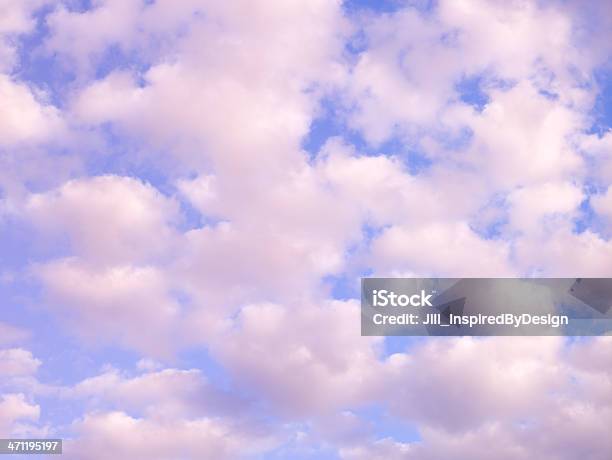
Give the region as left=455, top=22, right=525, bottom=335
left=369, top=222, right=513, bottom=277
left=456, top=82, right=585, bottom=188
left=0, top=347, right=41, bottom=437
left=58, top=362, right=280, bottom=459
left=0, top=75, right=63, bottom=146
left=63, top=411, right=277, bottom=460
left=67, top=367, right=240, bottom=419
left=34, top=259, right=182, bottom=357
left=0, top=71, right=67, bottom=210
left=0, top=348, right=40, bottom=376
left=512, top=227, right=612, bottom=276
left=0, top=393, right=40, bottom=437
left=26, top=175, right=180, bottom=265
left=507, top=181, right=584, bottom=235
left=0, top=1, right=611, bottom=458
left=64, top=0, right=348, bottom=173
left=345, top=0, right=594, bottom=144
left=381, top=337, right=564, bottom=431
left=210, top=299, right=383, bottom=416
left=23, top=175, right=187, bottom=356
left=338, top=336, right=612, bottom=460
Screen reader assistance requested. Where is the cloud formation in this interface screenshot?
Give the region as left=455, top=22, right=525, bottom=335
left=0, top=0, right=611, bottom=458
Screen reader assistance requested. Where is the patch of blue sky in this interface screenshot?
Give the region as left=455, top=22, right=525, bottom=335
left=63, top=0, right=96, bottom=13
left=537, top=88, right=560, bottom=101
left=176, top=346, right=236, bottom=392
left=16, top=3, right=151, bottom=106
left=323, top=273, right=360, bottom=302
left=303, top=97, right=433, bottom=174
left=253, top=443, right=339, bottom=460
left=301, top=97, right=342, bottom=155
left=0, top=211, right=72, bottom=269
left=455, top=74, right=490, bottom=112
left=343, top=0, right=435, bottom=15
left=1, top=276, right=143, bottom=389
left=438, top=67, right=612, bottom=239
left=0, top=218, right=198, bottom=414
left=343, top=0, right=408, bottom=14
left=94, top=43, right=153, bottom=82
left=589, top=67, right=612, bottom=135
left=360, top=222, right=389, bottom=245
left=431, top=124, right=474, bottom=153
left=0, top=209, right=106, bottom=405
left=199, top=375, right=280, bottom=421
left=176, top=195, right=217, bottom=231
left=468, top=193, right=509, bottom=241
left=4, top=294, right=247, bottom=436
left=1, top=280, right=146, bottom=435
left=470, top=218, right=507, bottom=241
left=84, top=124, right=169, bottom=189
left=13, top=5, right=74, bottom=108
left=574, top=181, right=608, bottom=236
left=344, top=28, right=368, bottom=56
left=28, top=325, right=262, bottom=438
left=456, top=72, right=519, bottom=111
left=322, top=223, right=393, bottom=301
left=34, top=347, right=145, bottom=432
left=81, top=121, right=217, bottom=230
left=34, top=394, right=84, bottom=438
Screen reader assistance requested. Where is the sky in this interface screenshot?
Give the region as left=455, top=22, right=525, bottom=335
left=0, top=0, right=611, bottom=459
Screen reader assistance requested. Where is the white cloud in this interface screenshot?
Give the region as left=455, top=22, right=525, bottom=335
left=507, top=181, right=584, bottom=235
left=0, top=75, right=63, bottom=146
left=68, top=367, right=238, bottom=419
left=338, top=336, right=612, bottom=460
left=318, top=139, right=488, bottom=227
left=53, top=363, right=280, bottom=458
left=0, top=347, right=41, bottom=436
left=381, top=337, right=564, bottom=431
left=64, top=0, right=348, bottom=172
left=26, top=175, right=180, bottom=265
left=34, top=259, right=182, bottom=357
left=63, top=411, right=277, bottom=460
left=345, top=0, right=594, bottom=145
left=210, top=299, right=383, bottom=416
left=0, top=393, right=40, bottom=437
left=0, top=348, right=40, bottom=376
left=458, top=82, right=585, bottom=188
left=513, top=227, right=612, bottom=276
left=369, top=221, right=513, bottom=277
